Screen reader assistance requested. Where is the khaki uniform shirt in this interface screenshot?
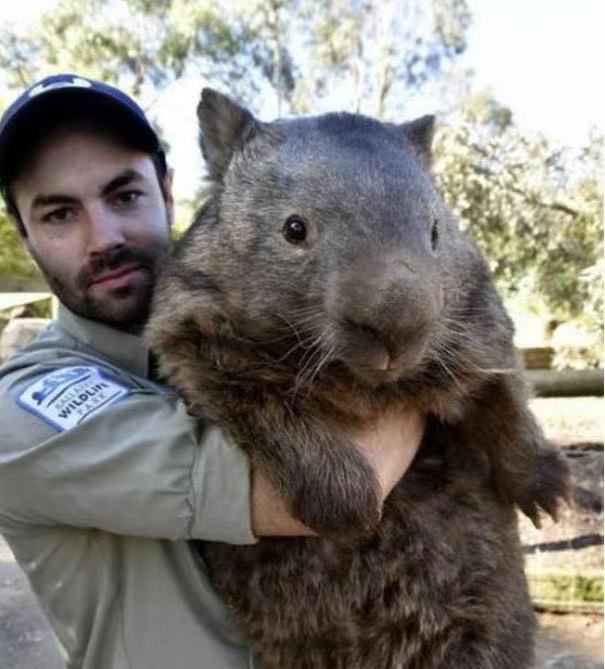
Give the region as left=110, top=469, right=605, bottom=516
left=0, top=305, right=263, bottom=668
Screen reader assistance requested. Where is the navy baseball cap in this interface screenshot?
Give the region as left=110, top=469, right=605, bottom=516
left=0, top=73, right=162, bottom=187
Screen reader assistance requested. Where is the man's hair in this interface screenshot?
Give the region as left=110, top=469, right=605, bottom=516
left=2, top=111, right=168, bottom=236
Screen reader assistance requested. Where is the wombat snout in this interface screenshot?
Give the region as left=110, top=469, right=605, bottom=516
left=329, top=256, right=443, bottom=381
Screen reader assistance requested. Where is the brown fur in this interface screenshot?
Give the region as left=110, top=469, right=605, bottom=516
left=146, top=89, right=569, bottom=668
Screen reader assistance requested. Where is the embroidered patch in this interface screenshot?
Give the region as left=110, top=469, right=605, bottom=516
left=18, top=366, right=130, bottom=432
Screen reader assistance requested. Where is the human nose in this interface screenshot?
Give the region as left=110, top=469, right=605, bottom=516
left=85, top=205, right=126, bottom=256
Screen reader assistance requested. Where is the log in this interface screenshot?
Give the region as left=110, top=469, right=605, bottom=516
left=525, top=370, right=604, bottom=397
left=0, top=317, right=49, bottom=362
left=521, top=347, right=555, bottom=370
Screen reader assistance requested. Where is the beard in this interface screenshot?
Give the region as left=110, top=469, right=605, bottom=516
left=31, top=240, right=171, bottom=332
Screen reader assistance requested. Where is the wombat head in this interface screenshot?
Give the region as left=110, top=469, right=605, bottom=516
left=160, top=89, right=506, bottom=390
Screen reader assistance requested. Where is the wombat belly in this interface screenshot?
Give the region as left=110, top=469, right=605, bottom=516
left=196, top=462, right=535, bottom=669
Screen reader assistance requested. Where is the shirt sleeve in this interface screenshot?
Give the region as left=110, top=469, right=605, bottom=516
left=0, top=364, right=257, bottom=545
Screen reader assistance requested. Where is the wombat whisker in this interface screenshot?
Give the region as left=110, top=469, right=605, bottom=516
left=298, top=334, right=324, bottom=364
left=304, top=344, right=335, bottom=390
left=443, top=307, right=490, bottom=320
left=259, top=329, right=327, bottom=368
left=428, top=339, right=478, bottom=374
left=293, top=327, right=337, bottom=395
left=301, top=345, right=338, bottom=395
left=295, top=346, right=325, bottom=386
left=432, top=335, right=519, bottom=376
left=270, top=340, right=308, bottom=365
left=284, top=303, right=326, bottom=319
left=431, top=343, right=519, bottom=378
left=431, top=343, right=488, bottom=378
left=298, top=339, right=330, bottom=378
left=439, top=314, right=473, bottom=328
left=274, top=312, right=327, bottom=350
left=429, top=337, right=463, bottom=357
left=435, top=342, right=476, bottom=365
left=285, top=303, right=324, bottom=315
left=261, top=332, right=303, bottom=345
left=293, top=317, right=327, bottom=333
left=275, top=313, right=304, bottom=343
left=445, top=304, right=487, bottom=312
left=432, top=354, right=466, bottom=395
left=480, top=368, right=519, bottom=375
left=269, top=322, right=304, bottom=333
left=438, top=317, right=474, bottom=336
left=280, top=312, right=323, bottom=330
left=284, top=306, right=323, bottom=319
left=262, top=329, right=319, bottom=347
left=289, top=313, right=329, bottom=333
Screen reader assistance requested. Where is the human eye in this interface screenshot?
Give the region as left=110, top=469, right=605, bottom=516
left=41, top=206, right=76, bottom=224
left=112, top=189, right=143, bottom=208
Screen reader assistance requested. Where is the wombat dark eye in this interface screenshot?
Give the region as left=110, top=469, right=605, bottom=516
left=283, top=216, right=308, bottom=244
left=431, top=219, right=439, bottom=251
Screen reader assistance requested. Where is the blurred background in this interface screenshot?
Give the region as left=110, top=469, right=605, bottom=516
left=0, top=1, right=602, bottom=668
left=0, top=0, right=603, bottom=365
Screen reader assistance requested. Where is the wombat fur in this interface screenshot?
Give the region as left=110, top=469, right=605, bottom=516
left=146, top=89, right=570, bottom=669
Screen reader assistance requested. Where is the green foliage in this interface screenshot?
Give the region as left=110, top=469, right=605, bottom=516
left=0, top=212, right=39, bottom=282
left=294, top=0, right=470, bottom=117
left=0, top=0, right=470, bottom=113
left=0, top=0, right=260, bottom=97
left=434, top=94, right=603, bottom=327
left=526, top=569, right=604, bottom=611
left=434, top=93, right=603, bottom=366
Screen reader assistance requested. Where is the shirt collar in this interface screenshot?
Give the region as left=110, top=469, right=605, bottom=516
left=56, top=304, right=150, bottom=378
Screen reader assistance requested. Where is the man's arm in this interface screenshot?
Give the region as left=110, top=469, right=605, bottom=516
left=0, top=364, right=423, bottom=542
left=251, top=408, right=424, bottom=537
left=0, top=358, right=261, bottom=543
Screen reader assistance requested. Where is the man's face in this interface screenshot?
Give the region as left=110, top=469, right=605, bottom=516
left=12, top=126, right=174, bottom=332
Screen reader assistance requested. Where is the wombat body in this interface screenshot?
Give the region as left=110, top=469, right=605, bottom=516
left=146, top=89, right=569, bottom=668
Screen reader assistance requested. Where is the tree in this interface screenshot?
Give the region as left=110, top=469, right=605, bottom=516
left=0, top=0, right=470, bottom=113
left=0, top=0, right=266, bottom=100
left=434, top=92, right=603, bottom=364
left=293, top=0, right=470, bottom=117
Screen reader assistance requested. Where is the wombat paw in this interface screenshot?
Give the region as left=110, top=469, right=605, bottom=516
left=515, top=450, right=571, bottom=528
left=292, top=479, right=381, bottom=541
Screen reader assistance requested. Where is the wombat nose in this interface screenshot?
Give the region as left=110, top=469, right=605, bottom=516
left=343, top=316, right=429, bottom=364
left=334, top=256, right=443, bottom=370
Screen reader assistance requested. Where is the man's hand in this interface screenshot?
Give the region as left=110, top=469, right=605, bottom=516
left=351, top=408, right=425, bottom=503
left=251, top=466, right=317, bottom=537
left=251, top=409, right=425, bottom=537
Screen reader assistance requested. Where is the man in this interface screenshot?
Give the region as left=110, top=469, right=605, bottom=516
left=0, top=74, right=423, bottom=668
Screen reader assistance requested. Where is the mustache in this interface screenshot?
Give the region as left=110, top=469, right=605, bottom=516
left=78, top=247, right=157, bottom=289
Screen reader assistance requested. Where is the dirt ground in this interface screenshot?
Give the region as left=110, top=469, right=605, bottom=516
left=529, top=396, right=603, bottom=669
left=533, top=612, right=603, bottom=669
left=0, top=396, right=602, bottom=667
left=530, top=396, right=603, bottom=446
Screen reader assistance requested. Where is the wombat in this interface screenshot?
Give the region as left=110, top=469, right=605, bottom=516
left=146, top=89, right=570, bottom=669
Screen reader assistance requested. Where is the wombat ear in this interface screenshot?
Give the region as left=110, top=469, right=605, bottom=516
left=398, top=115, right=436, bottom=168
left=197, top=88, right=257, bottom=178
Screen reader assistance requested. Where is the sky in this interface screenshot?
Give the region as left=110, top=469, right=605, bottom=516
left=466, top=0, right=602, bottom=145
left=1, top=0, right=602, bottom=200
